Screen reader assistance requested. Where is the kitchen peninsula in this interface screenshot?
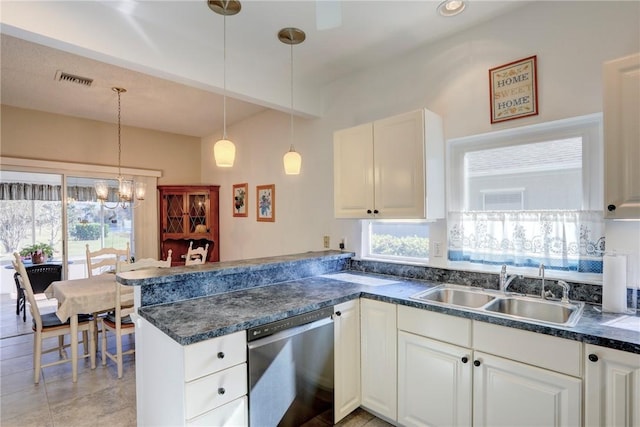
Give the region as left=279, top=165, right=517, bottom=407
left=121, top=251, right=640, bottom=426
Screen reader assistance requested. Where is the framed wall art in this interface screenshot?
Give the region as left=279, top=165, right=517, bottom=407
left=256, top=184, right=275, bottom=222
left=232, top=183, right=248, bottom=217
left=489, top=55, right=538, bottom=123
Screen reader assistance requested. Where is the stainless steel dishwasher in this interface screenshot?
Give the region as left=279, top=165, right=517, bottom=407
left=247, top=307, right=334, bottom=427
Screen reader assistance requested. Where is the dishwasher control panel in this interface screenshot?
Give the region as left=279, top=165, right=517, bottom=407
left=247, top=306, right=334, bottom=342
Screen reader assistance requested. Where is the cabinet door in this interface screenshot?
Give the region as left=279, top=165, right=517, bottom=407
left=360, top=299, right=397, bottom=421
left=161, top=191, right=186, bottom=237
left=186, top=191, right=212, bottom=237
left=398, top=331, right=472, bottom=427
left=604, top=53, right=640, bottom=219
left=473, top=351, right=582, bottom=427
left=334, top=300, right=361, bottom=423
left=334, top=123, right=375, bottom=218
left=584, top=344, right=640, bottom=427
left=373, top=109, right=425, bottom=219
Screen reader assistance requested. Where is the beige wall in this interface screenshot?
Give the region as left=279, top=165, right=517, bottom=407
left=1, top=105, right=201, bottom=185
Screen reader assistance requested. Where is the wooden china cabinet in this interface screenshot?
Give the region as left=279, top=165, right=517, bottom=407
left=158, top=185, right=220, bottom=266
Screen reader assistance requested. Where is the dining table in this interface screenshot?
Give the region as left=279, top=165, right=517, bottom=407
left=45, top=273, right=134, bottom=382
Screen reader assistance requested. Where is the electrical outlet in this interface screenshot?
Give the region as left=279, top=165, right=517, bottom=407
left=323, top=235, right=330, bottom=248
left=433, top=242, right=443, bottom=257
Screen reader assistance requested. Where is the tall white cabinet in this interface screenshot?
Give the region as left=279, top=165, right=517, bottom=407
left=360, top=299, right=397, bottom=421
left=584, top=344, right=640, bottom=426
left=603, top=53, right=640, bottom=219
left=334, top=300, right=361, bottom=423
left=334, top=108, right=445, bottom=219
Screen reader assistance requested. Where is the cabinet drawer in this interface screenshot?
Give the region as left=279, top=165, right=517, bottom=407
left=398, top=305, right=472, bottom=347
left=473, top=322, right=582, bottom=377
left=184, top=331, right=246, bottom=381
left=185, top=363, right=247, bottom=420
left=187, top=396, right=248, bottom=426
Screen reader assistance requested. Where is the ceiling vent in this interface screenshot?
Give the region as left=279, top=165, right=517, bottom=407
left=55, top=70, right=93, bottom=87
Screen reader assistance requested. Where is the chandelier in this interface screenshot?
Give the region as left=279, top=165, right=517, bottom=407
left=94, top=87, right=146, bottom=209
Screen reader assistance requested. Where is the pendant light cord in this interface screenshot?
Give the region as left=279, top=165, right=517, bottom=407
left=222, top=13, right=228, bottom=140
left=290, top=42, right=294, bottom=150
left=117, top=89, right=122, bottom=179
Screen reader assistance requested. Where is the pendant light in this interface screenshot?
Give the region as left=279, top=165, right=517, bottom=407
left=208, top=0, right=241, bottom=167
left=278, top=27, right=305, bottom=175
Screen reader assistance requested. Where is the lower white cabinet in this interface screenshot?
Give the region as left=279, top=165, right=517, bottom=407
left=398, top=331, right=472, bottom=427
left=360, top=299, right=397, bottom=422
left=584, top=343, right=640, bottom=426
left=136, top=316, right=247, bottom=426
left=397, top=305, right=583, bottom=427
left=334, top=300, right=361, bottom=423
left=473, top=351, right=582, bottom=427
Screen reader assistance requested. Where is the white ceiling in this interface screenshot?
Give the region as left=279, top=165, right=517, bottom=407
left=1, top=0, right=529, bottom=138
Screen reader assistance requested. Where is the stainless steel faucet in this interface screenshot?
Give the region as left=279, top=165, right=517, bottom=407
left=499, top=264, right=520, bottom=293
left=539, top=263, right=548, bottom=299
left=557, top=280, right=571, bottom=303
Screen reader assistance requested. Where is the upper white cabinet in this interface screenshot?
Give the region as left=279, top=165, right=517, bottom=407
left=603, top=53, right=640, bottom=219
left=584, top=344, right=640, bottom=426
left=334, top=109, right=445, bottom=219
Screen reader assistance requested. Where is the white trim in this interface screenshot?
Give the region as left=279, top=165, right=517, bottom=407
left=0, top=157, right=162, bottom=178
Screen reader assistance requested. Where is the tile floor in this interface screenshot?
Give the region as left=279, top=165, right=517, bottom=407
left=0, top=294, right=392, bottom=427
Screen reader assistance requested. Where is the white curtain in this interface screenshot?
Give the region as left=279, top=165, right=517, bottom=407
left=448, top=210, right=605, bottom=273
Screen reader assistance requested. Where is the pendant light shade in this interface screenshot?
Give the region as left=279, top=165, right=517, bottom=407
left=283, top=146, right=302, bottom=175
left=278, top=27, right=305, bottom=175
left=209, top=0, right=241, bottom=168
left=214, top=139, right=236, bottom=167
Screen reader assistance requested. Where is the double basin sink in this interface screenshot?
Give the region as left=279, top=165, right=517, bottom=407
left=410, top=284, right=584, bottom=327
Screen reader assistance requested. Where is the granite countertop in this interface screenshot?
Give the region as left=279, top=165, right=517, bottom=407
left=138, top=271, right=640, bottom=353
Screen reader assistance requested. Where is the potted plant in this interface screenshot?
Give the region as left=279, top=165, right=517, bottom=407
left=20, top=243, right=55, bottom=264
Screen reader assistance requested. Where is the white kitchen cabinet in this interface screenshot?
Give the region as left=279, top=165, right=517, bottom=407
left=473, top=351, right=582, bottom=427
left=397, top=306, right=583, bottom=427
left=136, top=316, right=247, bottom=426
left=334, top=108, right=444, bottom=219
left=360, top=299, right=397, bottom=422
left=584, top=343, right=640, bottom=427
left=398, top=331, right=472, bottom=427
left=334, top=300, right=361, bottom=423
left=603, top=53, right=640, bottom=219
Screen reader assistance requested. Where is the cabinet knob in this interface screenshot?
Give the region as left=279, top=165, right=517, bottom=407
left=607, top=204, right=616, bottom=212
left=366, top=209, right=372, bottom=214
left=335, top=311, right=342, bottom=316
left=218, top=387, right=226, bottom=395
left=588, top=353, right=599, bottom=362
left=217, top=352, right=225, bottom=359
left=461, top=356, right=469, bottom=364
left=373, top=209, right=379, bottom=214
left=473, top=360, right=481, bottom=367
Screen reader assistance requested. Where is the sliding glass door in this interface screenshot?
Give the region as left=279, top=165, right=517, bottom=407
left=0, top=171, right=134, bottom=292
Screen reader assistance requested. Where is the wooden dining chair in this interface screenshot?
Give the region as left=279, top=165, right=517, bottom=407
left=12, top=253, right=95, bottom=384
left=85, top=243, right=130, bottom=277
left=14, top=263, right=62, bottom=322
left=184, top=241, right=209, bottom=266
left=101, top=250, right=172, bottom=378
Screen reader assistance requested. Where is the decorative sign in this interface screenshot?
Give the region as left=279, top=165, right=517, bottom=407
left=256, top=184, right=275, bottom=222
left=232, top=183, right=248, bottom=217
left=489, top=55, right=538, bottom=123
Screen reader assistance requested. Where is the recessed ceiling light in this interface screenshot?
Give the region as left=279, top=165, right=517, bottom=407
left=437, top=0, right=466, bottom=17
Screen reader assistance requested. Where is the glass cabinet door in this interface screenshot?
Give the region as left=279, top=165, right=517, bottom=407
left=165, top=194, right=185, bottom=234
left=188, top=192, right=209, bottom=234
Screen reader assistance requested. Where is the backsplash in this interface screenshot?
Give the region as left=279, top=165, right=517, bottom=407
left=349, top=259, right=638, bottom=309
